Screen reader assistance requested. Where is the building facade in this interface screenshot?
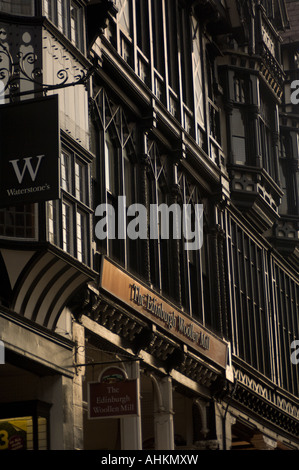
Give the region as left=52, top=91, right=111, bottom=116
left=0, top=0, right=298, bottom=450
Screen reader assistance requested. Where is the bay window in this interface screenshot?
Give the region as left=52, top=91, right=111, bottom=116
left=47, top=147, right=91, bottom=266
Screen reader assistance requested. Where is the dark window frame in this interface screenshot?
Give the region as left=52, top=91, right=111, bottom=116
left=47, top=145, right=92, bottom=266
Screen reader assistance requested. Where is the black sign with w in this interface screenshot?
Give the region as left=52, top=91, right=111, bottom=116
left=0, top=95, right=60, bottom=206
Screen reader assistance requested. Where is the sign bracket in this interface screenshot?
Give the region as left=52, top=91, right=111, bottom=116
left=0, top=41, right=97, bottom=100
left=72, top=358, right=141, bottom=369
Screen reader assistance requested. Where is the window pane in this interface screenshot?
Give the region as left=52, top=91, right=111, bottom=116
left=75, top=160, right=86, bottom=203
left=192, top=17, right=204, bottom=129
left=61, top=151, right=71, bottom=193
left=232, top=136, right=246, bottom=164
left=179, top=7, right=193, bottom=108
left=48, top=200, right=58, bottom=244
left=231, top=109, right=246, bottom=164
left=105, top=133, right=116, bottom=194
left=279, top=159, right=288, bottom=213
left=62, top=202, right=73, bottom=254
left=124, top=149, right=134, bottom=206
left=43, top=0, right=56, bottom=23
left=0, top=417, right=33, bottom=450
left=0, top=0, right=34, bottom=16
left=234, top=77, right=246, bottom=103
left=38, top=417, right=47, bottom=451
left=136, top=0, right=149, bottom=56
left=57, top=0, right=65, bottom=33
left=116, top=0, right=132, bottom=36
left=0, top=205, right=36, bottom=239
left=76, top=210, right=87, bottom=263
left=70, top=1, right=80, bottom=46
left=165, top=0, right=178, bottom=92
left=0, top=416, right=48, bottom=450
left=152, top=0, right=164, bottom=74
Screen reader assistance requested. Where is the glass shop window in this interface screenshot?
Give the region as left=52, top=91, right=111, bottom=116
left=0, top=0, right=34, bottom=16
left=0, top=417, right=34, bottom=450
left=0, top=401, right=50, bottom=450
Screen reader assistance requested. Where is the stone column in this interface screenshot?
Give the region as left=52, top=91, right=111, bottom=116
left=150, top=375, right=175, bottom=450
left=72, top=321, right=86, bottom=450
left=40, top=374, right=74, bottom=450
left=120, top=360, right=142, bottom=450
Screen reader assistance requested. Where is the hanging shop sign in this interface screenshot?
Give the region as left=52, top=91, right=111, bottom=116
left=0, top=95, right=60, bottom=207
left=100, top=258, right=228, bottom=369
left=88, top=367, right=138, bottom=420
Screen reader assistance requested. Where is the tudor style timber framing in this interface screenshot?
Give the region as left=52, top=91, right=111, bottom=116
left=0, top=0, right=298, bottom=450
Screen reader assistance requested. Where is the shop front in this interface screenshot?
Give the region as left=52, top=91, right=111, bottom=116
left=80, top=257, right=231, bottom=450
left=0, top=307, right=82, bottom=450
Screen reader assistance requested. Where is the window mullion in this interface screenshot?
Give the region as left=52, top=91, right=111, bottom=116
left=161, top=0, right=170, bottom=113
left=182, top=179, right=192, bottom=315
left=155, top=167, right=162, bottom=291
left=177, top=4, right=185, bottom=130
left=148, top=0, right=155, bottom=95
left=131, top=0, right=138, bottom=76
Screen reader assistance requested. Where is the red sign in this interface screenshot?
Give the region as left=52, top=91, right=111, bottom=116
left=88, top=379, right=138, bottom=419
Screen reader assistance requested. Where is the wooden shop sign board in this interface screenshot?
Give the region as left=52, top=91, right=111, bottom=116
left=100, top=258, right=228, bottom=370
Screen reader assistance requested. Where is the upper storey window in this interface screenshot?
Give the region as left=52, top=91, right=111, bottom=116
left=135, top=0, right=149, bottom=58
left=0, top=0, right=34, bottom=16
left=259, top=95, right=276, bottom=178
left=48, top=146, right=91, bottom=266
left=114, top=0, right=133, bottom=65
left=279, top=132, right=299, bottom=216
left=43, top=0, right=84, bottom=51
left=262, top=0, right=274, bottom=18
left=115, top=0, right=132, bottom=36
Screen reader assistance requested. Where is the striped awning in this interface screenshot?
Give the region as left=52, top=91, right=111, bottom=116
left=0, top=247, right=96, bottom=330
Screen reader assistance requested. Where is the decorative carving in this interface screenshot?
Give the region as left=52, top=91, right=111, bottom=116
left=233, top=367, right=299, bottom=436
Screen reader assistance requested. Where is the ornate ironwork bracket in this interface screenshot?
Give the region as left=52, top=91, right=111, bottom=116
left=0, top=41, right=97, bottom=99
